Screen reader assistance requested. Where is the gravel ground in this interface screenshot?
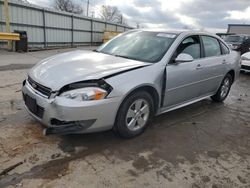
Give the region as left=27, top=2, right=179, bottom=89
left=0, top=48, right=249, bottom=188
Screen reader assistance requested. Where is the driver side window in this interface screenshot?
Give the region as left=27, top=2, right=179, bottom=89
left=176, top=35, right=201, bottom=60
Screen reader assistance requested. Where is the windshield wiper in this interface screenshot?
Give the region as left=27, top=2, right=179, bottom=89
left=93, top=50, right=111, bottom=55
left=114, top=54, right=140, bottom=61
left=115, top=54, right=130, bottom=59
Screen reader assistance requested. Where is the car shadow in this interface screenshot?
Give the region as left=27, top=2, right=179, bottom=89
left=57, top=98, right=225, bottom=163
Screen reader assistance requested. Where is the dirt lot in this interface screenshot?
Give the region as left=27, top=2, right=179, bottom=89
left=0, top=48, right=249, bottom=188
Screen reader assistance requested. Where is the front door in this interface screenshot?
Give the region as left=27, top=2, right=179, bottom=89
left=163, top=35, right=204, bottom=108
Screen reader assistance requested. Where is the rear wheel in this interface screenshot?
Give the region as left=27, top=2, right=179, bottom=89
left=211, top=74, right=232, bottom=102
left=114, top=91, right=154, bottom=138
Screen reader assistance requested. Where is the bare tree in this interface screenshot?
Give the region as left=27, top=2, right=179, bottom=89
left=54, top=0, right=83, bottom=14
left=99, top=5, right=125, bottom=24
left=136, top=22, right=140, bottom=29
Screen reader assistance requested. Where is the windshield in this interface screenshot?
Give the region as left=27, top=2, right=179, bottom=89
left=224, top=35, right=244, bottom=43
left=96, top=31, right=177, bottom=63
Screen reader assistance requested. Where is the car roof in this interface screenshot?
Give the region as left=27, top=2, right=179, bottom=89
left=137, top=28, right=185, bottom=34
left=134, top=28, right=219, bottom=37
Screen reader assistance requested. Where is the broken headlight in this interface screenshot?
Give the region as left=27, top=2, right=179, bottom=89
left=60, top=87, right=107, bottom=101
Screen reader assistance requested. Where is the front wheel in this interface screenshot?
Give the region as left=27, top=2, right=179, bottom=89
left=114, top=91, right=154, bottom=138
left=211, top=74, right=233, bottom=102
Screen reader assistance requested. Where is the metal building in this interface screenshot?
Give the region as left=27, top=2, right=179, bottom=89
left=227, top=24, right=250, bottom=35
left=0, top=0, right=133, bottom=49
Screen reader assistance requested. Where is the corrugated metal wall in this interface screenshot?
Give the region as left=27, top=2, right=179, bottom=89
left=228, top=25, right=250, bottom=35
left=0, top=0, right=133, bottom=49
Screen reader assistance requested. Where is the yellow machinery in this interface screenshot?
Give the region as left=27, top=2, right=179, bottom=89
left=3, top=0, right=12, bottom=48
left=103, top=31, right=121, bottom=43
left=1, top=0, right=20, bottom=49
left=0, top=32, right=20, bottom=41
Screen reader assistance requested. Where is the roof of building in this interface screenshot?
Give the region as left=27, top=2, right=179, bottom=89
left=228, top=24, right=250, bottom=27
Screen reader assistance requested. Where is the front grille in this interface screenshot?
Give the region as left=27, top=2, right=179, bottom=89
left=241, top=65, right=250, bottom=70
left=27, top=76, right=52, bottom=98
left=23, top=94, right=44, bottom=119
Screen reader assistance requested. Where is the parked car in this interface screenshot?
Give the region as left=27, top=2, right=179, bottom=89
left=22, top=29, right=241, bottom=138
left=224, top=34, right=250, bottom=54
left=241, top=52, right=250, bottom=72
left=216, top=33, right=233, bottom=40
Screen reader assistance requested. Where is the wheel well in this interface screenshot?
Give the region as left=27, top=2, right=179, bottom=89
left=227, top=70, right=235, bottom=82
left=123, top=86, right=160, bottom=114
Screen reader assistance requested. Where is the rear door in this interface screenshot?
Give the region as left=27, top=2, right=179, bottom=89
left=198, top=35, right=228, bottom=96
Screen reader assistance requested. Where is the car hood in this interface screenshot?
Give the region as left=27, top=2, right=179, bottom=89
left=29, top=50, right=150, bottom=90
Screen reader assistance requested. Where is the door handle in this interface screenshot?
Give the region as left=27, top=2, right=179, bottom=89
left=196, top=64, right=203, bottom=70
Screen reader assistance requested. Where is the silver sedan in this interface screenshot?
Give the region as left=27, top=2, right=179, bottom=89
left=22, top=29, right=241, bottom=138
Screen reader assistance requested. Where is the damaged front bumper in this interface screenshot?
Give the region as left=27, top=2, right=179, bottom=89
left=22, top=79, right=121, bottom=135
left=43, top=119, right=96, bottom=135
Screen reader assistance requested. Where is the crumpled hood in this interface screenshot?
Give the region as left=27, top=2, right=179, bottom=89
left=29, top=50, right=149, bottom=90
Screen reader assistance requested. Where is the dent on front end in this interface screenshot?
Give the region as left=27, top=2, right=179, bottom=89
left=22, top=63, right=150, bottom=135
left=22, top=77, right=121, bottom=135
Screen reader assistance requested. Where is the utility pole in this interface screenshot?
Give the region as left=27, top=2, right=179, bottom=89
left=3, top=0, right=11, bottom=49
left=120, top=15, right=123, bottom=24
left=86, top=0, right=89, bottom=17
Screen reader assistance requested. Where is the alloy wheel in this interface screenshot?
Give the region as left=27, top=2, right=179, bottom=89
left=126, top=99, right=150, bottom=131
left=220, top=77, right=230, bottom=98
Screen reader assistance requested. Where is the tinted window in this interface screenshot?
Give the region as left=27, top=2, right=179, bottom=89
left=202, top=36, right=221, bottom=57
left=220, top=42, right=229, bottom=54
left=176, top=35, right=201, bottom=59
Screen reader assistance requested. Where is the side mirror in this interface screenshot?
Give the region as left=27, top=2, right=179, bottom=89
left=175, top=53, right=194, bottom=63
left=241, top=52, right=250, bottom=60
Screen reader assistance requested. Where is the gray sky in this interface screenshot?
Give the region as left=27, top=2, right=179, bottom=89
left=28, top=0, right=250, bottom=33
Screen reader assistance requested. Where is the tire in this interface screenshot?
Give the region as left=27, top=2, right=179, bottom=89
left=211, top=74, right=233, bottom=102
left=114, top=91, right=154, bottom=138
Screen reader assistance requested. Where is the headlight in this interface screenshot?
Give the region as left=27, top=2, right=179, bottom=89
left=60, top=87, right=107, bottom=101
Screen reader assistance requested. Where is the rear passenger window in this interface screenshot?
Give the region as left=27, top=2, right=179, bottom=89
left=220, top=42, right=230, bottom=54
left=202, top=36, right=221, bottom=57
